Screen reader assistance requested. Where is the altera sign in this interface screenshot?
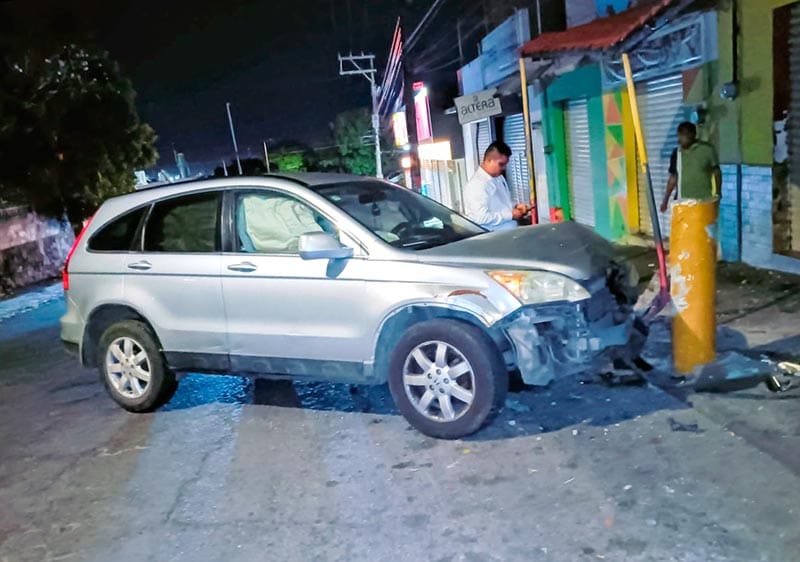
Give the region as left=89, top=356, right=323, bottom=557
left=454, top=89, right=503, bottom=125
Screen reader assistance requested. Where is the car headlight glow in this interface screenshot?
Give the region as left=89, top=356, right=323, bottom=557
left=488, top=270, right=591, bottom=305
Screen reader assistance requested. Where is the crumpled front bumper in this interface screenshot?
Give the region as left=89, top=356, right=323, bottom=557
left=499, top=291, right=637, bottom=386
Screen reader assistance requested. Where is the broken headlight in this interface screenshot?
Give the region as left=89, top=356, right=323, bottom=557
left=489, top=270, right=590, bottom=305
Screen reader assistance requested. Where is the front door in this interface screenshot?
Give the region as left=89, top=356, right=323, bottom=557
left=220, top=188, right=368, bottom=379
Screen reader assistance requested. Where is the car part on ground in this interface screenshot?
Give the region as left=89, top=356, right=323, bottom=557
left=765, top=360, right=800, bottom=393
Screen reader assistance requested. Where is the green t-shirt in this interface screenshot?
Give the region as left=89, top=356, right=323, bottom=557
left=669, top=141, right=719, bottom=200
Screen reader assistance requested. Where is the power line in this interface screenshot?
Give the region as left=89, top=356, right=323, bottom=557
left=378, top=19, right=402, bottom=103
left=405, top=0, right=448, bottom=52
left=408, top=2, right=484, bottom=61
left=415, top=56, right=461, bottom=74
left=409, top=17, right=486, bottom=73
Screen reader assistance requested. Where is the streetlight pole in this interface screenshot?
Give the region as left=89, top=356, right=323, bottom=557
left=371, top=81, right=383, bottom=178
left=263, top=141, right=271, bottom=173
left=226, top=102, right=243, bottom=175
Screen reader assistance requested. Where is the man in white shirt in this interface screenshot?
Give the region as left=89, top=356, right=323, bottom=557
left=463, top=141, right=529, bottom=231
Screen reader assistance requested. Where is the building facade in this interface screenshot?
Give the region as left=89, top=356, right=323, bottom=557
left=519, top=0, right=800, bottom=274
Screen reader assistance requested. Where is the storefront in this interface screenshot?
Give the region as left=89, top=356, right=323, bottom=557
left=564, top=99, right=595, bottom=227
left=634, top=73, right=685, bottom=237
left=456, top=9, right=551, bottom=222
left=520, top=2, right=719, bottom=242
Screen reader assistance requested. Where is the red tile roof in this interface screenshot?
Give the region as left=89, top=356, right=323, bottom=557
left=520, top=0, right=675, bottom=56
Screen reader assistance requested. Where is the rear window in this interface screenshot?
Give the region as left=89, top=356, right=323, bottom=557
left=88, top=207, right=147, bottom=252
left=144, top=192, right=221, bottom=253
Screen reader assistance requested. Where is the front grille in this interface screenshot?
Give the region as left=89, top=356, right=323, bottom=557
left=585, top=287, right=618, bottom=323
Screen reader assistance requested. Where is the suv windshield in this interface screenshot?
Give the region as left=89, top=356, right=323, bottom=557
left=311, top=181, right=485, bottom=250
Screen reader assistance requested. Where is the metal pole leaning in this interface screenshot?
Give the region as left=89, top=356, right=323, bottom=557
left=622, top=53, right=669, bottom=315
left=519, top=57, right=538, bottom=224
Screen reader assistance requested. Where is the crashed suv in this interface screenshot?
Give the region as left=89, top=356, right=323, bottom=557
left=61, top=174, right=642, bottom=438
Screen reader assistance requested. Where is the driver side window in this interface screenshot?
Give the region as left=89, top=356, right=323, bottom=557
left=235, top=191, right=338, bottom=254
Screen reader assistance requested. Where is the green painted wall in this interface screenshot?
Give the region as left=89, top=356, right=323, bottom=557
left=541, top=96, right=569, bottom=220
left=541, top=64, right=609, bottom=234
left=588, top=94, right=612, bottom=238
left=714, top=0, right=794, bottom=165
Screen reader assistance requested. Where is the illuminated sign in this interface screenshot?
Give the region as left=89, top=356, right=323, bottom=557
left=414, top=84, right=433, bottom=142
left=417, top=140, right=452, bottom=161
left=454, top=88, right=502, bottom=125
left=392, top=112, right=409, bottom=147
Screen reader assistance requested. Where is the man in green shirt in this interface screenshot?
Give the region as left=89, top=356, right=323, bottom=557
left=660, top=122, right=722, bottom=212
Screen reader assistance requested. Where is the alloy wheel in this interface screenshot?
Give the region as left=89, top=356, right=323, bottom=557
left=105, top=336, right=151, bottom=399
left=402, top=340, right=475, bottom=422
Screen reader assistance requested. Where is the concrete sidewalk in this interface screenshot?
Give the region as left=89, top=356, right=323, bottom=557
left=618, top=246, right=800, bottom=475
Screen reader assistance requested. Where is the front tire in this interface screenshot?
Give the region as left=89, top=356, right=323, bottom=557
left=98, top=320, right=177, bottom=412
left=388, top=319, right=507, bottom=439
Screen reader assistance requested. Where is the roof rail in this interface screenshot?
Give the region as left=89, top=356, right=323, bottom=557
left=135, top=175, right=215, bottom=191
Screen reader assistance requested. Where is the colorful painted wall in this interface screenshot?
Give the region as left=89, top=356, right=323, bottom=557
left=541, top=64, right=619, bottom=238
left=601, top=90, right=631, bottom=239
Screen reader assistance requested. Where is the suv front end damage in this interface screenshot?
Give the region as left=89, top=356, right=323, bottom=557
left=499, top=269, right=643, bottom=386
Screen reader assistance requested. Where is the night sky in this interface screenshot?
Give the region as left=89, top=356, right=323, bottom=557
left=1, top=0, right=470, bottom=169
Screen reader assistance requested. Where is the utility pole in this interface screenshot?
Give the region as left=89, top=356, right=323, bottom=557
left=338, top=52, right=383, bottom=178
left=263, top=141, right=271, bottom=173
left=221, top=158, right=229, bottom=177
left=225, top=102, right=243, bottom=175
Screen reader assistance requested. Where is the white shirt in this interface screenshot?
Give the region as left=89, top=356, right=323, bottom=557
left=463, top=166, right=517, bottom=231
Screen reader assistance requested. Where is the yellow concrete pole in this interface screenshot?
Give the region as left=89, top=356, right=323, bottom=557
left=670, top=198, right=719, bottom=374
left=519, top=57, right=538, bottom=223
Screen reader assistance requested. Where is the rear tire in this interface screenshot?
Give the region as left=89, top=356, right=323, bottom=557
left=97, top=320, right=177, bottom=412
left=388, top=319, right=507, bottom=439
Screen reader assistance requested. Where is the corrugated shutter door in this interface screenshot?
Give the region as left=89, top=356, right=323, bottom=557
left=789, top=5, right=800, bottom=254
left=476, top=120, right=491, bottom=163
left=565, top=99, right=595, bottom=227
left=636, top=74, right=685, bottom=237
left=503, top=114, right=530, bottom=205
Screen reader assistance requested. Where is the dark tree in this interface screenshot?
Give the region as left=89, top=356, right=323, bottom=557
left=0, top=45, right=157, bottom=230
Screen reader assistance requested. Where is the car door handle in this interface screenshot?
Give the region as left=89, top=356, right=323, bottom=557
left=227, top=262, right=257, bottom=273
left=127, top=260, right=152, bottom=271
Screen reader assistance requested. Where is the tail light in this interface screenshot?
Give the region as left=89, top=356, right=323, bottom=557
left=63, top=216, right=94, bottom=291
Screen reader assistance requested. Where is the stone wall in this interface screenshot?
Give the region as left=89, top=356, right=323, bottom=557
left=0, top=209, right=74, bottom=297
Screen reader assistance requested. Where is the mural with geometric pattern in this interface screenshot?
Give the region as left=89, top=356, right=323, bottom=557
left=603, top=91, right=629, bottom=238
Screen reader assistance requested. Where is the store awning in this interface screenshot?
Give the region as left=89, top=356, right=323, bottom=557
left=520, top=0, right=676, bottom=56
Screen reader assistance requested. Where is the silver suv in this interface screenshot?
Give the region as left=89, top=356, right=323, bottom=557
left=61, top=174, right=641, bottom=438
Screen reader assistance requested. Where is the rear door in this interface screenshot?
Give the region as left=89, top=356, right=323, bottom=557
left=220, top=188, right=368, bottom=379
left=124, top=190, right=228, bottom=371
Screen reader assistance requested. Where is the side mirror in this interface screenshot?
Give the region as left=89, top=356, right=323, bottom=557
left=298, top=232, right=353, bottom=260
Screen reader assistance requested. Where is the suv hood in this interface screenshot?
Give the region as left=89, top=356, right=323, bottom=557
left=417, top=222, right=618, bottom=281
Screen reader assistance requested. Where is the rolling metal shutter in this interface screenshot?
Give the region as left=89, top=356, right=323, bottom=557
left=565, top=99, right=595, bottom=227
left=635, top=74, right=685, bottom=237
left=476, top=120, right=491, bottom=163
left=788, top=4, right=800, bottom=255
left=503, top=113, right=531, bottom=205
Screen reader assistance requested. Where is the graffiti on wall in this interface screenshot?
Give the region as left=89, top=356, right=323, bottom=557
left=603, top=91, right=629, bottom=238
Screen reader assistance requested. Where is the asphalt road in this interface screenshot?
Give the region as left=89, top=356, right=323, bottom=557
left=1, top=295, right=799, bottom=562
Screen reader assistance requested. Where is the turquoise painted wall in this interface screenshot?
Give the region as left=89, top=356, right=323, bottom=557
left=540, top=64, right=612, bottom=238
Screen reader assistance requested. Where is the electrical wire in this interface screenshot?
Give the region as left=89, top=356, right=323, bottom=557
left=405, top=0, right=448, bottom=52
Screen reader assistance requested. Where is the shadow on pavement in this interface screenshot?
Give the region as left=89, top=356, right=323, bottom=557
left=159, top=371, right=690, bottom=441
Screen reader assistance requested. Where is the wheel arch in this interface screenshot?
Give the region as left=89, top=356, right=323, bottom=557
left=82, top=304, right=162, bottom=368
left=371, top=304, right=509, bottom=383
